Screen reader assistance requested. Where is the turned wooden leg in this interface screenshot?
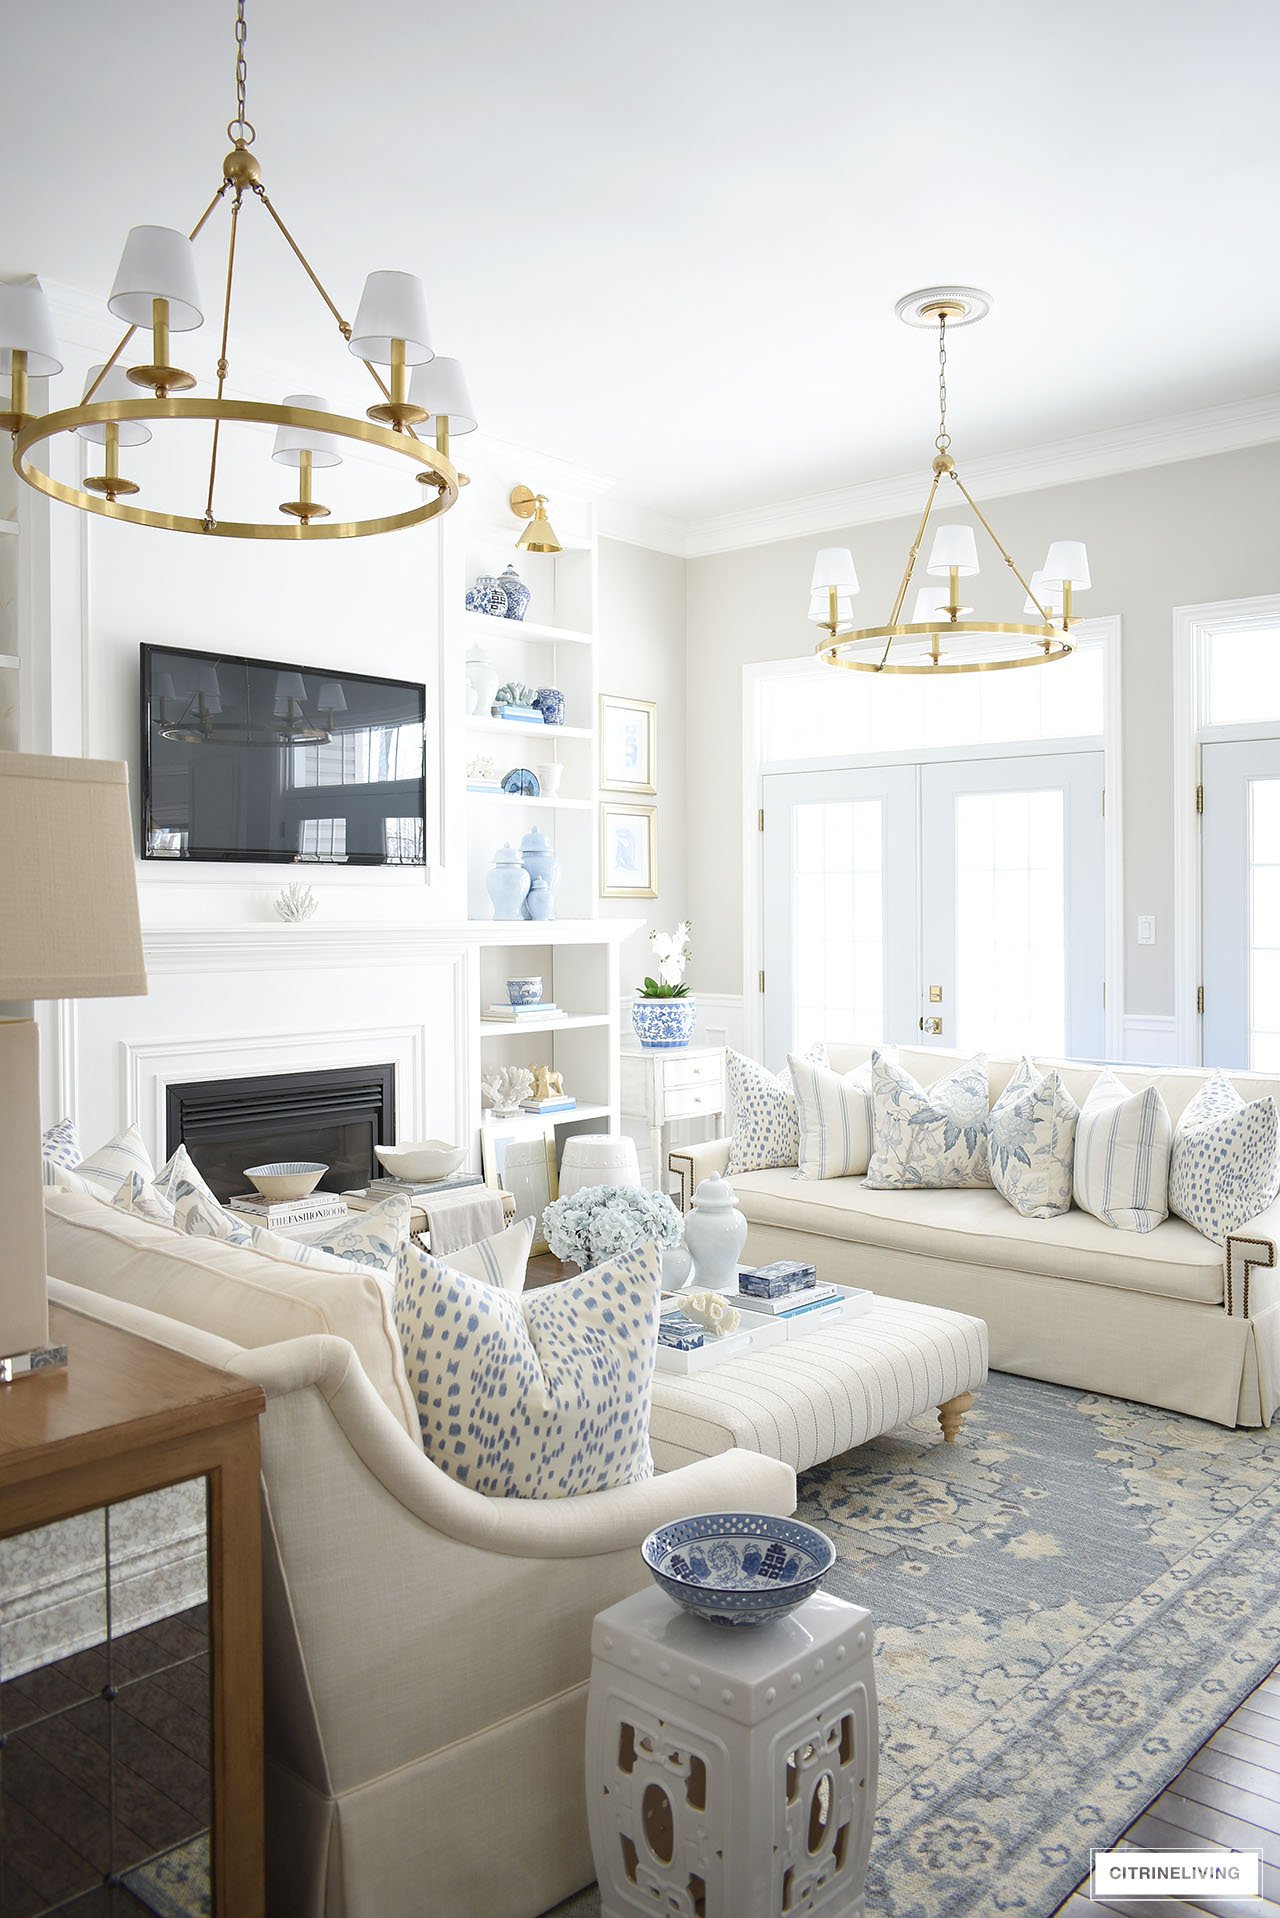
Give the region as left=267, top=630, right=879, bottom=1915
left=938, top=1392, right=974, bottom=1444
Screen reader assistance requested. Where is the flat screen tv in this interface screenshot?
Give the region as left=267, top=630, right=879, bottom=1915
left=141, top=643, right=426, bottom=865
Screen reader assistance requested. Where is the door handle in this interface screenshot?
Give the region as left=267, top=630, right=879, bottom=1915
left=919, top=1016, right=943, bottom=1035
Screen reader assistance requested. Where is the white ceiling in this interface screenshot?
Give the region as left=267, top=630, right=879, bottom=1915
left=5, top=0, right=1280, bottom=526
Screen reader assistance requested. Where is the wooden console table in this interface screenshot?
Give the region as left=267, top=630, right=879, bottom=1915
left=0, top=1304, right=266, bottom=1917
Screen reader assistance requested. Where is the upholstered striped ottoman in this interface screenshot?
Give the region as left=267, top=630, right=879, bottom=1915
left=648, top=1297, right=988, bottom=1474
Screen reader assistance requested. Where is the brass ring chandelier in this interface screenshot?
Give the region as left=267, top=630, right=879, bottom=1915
left=2, top=0, right=477, bottom=541
left=810, top=287, right=1091, bottom=674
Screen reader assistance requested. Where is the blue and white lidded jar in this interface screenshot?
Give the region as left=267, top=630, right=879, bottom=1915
left=498, top=563, right=532, bottom=622
left=466, top=576, right=509, bottom=618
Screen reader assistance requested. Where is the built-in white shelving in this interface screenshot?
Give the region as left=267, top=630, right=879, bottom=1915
left=462, top=609, right=594, bottom=647
left=467, top=793, right=593, bottom=813
left=466, top=715, right=592, bottom=740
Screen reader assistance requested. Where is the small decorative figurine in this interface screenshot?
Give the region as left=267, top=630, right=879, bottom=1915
left=529, top=1064, right=566, bottom=1103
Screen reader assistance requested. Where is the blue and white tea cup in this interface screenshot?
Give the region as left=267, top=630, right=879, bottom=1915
left=506, top=977, right=543, bottom=1006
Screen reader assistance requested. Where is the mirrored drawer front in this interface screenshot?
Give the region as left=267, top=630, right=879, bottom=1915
left=663, top=1054, right=722, bottom=1091
left=664, top=1082, right=725, bottom=1121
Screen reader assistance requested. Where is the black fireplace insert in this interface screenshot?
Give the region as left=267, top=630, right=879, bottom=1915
left=165, top=1063, right=396, bottom=1202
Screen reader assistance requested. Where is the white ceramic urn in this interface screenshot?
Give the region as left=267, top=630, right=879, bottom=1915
left=682, top=1172, right=748, bottom=1294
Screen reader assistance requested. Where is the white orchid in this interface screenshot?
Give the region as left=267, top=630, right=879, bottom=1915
left=649, top=920, right=692, bottom=991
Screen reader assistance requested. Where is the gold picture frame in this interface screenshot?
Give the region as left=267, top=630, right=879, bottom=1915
left=600, top=801, right=658, bottom=898
left=481, top=1119, right=559, bottom=1255
left=599, top=694, right=657, bottom=795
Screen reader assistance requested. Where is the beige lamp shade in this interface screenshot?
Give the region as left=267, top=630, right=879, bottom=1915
left=0, top=753, right=147, bottom=1000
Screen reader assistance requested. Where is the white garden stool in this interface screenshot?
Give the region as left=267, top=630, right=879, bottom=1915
left=586, top=1585, right=877, bottom=1918
left=559, top=1132, right=642, bottom=1200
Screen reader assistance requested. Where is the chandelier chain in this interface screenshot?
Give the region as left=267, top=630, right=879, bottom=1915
left=228, top=0, right=256, bottom=146
left=935, top=314, right=950, bottom=453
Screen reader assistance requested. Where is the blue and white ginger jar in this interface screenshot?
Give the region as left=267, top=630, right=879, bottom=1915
left=466, top=575, right=509, bottom=618
left=533, top=685, right=565, bottom=727
left=498, top=563, right=532, bottom=622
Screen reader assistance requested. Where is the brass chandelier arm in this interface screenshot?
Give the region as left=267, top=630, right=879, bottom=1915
left=203, top=188, right=245, bottom=529
left=948, top=470, right=1051, bottom=626
left=882, top=472, right=943, bottom=662
left=82, top=186, right=232, bottom=407
left=252, top=186, right=416, bottom=435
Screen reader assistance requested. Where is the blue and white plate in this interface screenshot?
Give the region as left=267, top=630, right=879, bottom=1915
left=501, top=767, right=541, bottom=797
left=641, top=1512, right=835, bottom=1627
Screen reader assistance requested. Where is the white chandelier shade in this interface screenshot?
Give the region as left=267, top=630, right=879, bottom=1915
left=1041, top=540, right=1091, bottom=590
left=108, top=227, right=204, bottom=332
left=316, top=680, right=348, bottom=714
left=926, top=523, right=980, bottom=578
left=272, top=395, right=344, bottom=468
left=911, top=585, right=952, bottom=622
left=810, top=546, right=860, bottom=594
left=75, top=366, right=153, bottom=446
left=348, top=271, right=433, bottom=366
left=408, top=356, right=478, bottom=434
left=273, top=671, right=308, bottom=716
left=1024, top=570, right=1065, bottom=617
left=0, top=278, right=63, bottom=377
left=194, top=664, right=222, bottom=714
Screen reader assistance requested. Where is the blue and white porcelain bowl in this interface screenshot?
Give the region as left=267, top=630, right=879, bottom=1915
left=506, top=976, right=543, bottom=1005
left=244, top=1160, right=327, bottom=1202
left=641, top=1513, right=835, bottom=1628
left=632, top=997, right=697, bottom=1050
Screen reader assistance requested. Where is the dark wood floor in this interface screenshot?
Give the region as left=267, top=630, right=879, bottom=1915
left=1054, top=1667, right=1280, bottom=1916
left=0, top=1606, right=210, bottom=1918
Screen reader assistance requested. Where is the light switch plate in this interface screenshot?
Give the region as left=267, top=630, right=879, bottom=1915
left=1137, top=915, right=1156, bottom=946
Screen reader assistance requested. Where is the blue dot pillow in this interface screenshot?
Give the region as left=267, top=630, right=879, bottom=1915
left=725, top=1042, right=827, bottom=1176
left=1169, top=1070, right=1280, bottom=1246
left=394, top=1237, right=662, bottom=1498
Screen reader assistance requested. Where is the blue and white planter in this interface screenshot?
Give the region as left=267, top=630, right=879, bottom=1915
left=632, top=997, right=697, bottom=1049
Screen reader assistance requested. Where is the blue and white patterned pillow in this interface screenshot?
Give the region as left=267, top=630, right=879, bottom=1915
left=865, top=1051, right=992, bottom=1190
left=112, top=1169, right=178, bottom=1227
left=248, top=1222, right=381, bottom=1277
left=173, top=1184, right=253, bottom=1243
left=71, top=1123, right=156, bottom=1198
left=303, top=1196, right=411, bottom=1274
left=41, top=1118, right=81, bottom=1186
left=988, top=1058, right=1079, bottom=1219
left=394, top=1237, right=662, bottom=1498
left=1073, top=1068, right=1171, bottom=1234
left=725, top=1043, right=827, bottom=1176
left=1169, top=1070, right=1279, bottom=1246
left=153, top=1143, right=221, bottom=1213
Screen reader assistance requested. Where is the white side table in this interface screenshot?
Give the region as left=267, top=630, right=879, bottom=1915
left=586, top=1585, right=877, bottom=1918
left=619, top=1044, right=725, bottom=1192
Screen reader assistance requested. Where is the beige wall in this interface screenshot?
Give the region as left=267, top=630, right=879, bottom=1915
left=596, top=537, right=689, bottom=992
left=685, top=441, right=1280, bottom=1012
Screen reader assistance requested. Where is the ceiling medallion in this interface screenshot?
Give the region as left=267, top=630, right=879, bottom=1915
left=809, top=286, right=1090, bottom=674
left=1, top=0, right=478, bottom=541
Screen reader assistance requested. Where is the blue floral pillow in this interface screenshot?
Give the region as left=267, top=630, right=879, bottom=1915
left=1169, top=1070, right=1279, bottom=1245
left=394, top=1237, right=662, bottom=1498
left=988, top=1058, right=1078, bottom=1219
left=41, top=1118, right=81, bottom=1185
left=865, top=1051, right=992, bottom=1190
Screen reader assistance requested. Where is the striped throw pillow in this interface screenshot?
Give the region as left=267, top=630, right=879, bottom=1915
left=789, top=1053, right=875, bottom=1180
left=1073, top=1068, right=1171, bottom=1233
left=72, top=1123, right=156, bottom=1198
left=446, top=1216, right=535, bottom=1294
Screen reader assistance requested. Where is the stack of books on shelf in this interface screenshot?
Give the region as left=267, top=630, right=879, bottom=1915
left=520, top=1094, right=577, bottom=1114
left=486, top=1001, right=566, bottom=1022
left=493, top=703, right=544, bottom=724
left=228, top=1191, right=348, bottom=1228
left=466, top=779, right=503, bottom=793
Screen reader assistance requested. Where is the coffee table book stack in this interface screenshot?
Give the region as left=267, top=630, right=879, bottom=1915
left=228, top=1191, right=349, bottom=1228
left=656, top=1267, right=875, bottom=1373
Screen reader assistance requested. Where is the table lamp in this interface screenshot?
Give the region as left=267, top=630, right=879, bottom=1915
left=0, top=752, right=148, bottom=1378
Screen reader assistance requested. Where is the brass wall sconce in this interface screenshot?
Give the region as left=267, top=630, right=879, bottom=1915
left=510, top=485, right=562, bottom=554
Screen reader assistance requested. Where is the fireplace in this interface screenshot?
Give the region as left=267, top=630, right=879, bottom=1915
left=166, top=1064, right=396, bottom=1202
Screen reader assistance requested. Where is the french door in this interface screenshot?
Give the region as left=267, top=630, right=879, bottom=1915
left=1201, top=737, right=1280, bottom=1069
left=762, top=750, right=1105, bottom=1069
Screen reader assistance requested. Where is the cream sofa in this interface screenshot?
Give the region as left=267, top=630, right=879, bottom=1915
left=670, top=1043, right=1280, bottom=1431
left=41, top=1189, right=796, bottom=1918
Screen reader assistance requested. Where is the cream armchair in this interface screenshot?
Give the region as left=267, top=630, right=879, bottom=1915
left=49, top=1279, right=797, bottom=1918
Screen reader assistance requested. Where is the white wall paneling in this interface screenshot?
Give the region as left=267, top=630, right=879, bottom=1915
left=1118, top=1016, right=1180, bottom=1066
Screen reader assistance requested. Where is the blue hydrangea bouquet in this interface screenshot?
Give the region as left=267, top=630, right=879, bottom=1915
left=542, top=1183, right=682, bottom=1270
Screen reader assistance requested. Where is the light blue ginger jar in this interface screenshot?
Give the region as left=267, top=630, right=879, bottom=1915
left=498, top=563, right=532, bottom=622
left=485, top=843, right=531, bottom=920
left=466, top=575, right=509, bottom=618
left=519, top=826, right=560, bottom=919
left=526, top=875, right=554, bottom=920
left=631, top=997, right=697, bottom=1049
left=533, top=685, right=565, bottom=727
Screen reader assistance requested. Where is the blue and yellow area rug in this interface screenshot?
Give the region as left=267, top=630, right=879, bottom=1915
left=549, top=1372, right=1280, bottom=1917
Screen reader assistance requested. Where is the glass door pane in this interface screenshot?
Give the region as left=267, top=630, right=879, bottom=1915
left=762, top=766, right=918, bottom=1069
left=1202, top=740, right=1280, bottom=1070
left=1250, top=779, right=1280, bottom=1070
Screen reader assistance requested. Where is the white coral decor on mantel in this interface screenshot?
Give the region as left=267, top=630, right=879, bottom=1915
left=274, top=882, right=318, bottom=922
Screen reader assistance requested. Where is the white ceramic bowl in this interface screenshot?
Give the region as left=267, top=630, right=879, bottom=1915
left=376, top=1140, right=467, bottom=1183
left=244, top=1161, right=327, bottom=1202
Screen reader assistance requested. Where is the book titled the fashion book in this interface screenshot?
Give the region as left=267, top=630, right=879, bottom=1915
left=227, top=1192, right=348, bottom=1227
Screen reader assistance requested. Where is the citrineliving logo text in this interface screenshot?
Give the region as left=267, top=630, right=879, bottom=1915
left=1091, top=1848, right=1262, bottom=1899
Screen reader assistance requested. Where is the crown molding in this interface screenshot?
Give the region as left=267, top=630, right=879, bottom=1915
left=597, top=497, right=689, bottom=558
left=678, top=391, right=1280, bottom=558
